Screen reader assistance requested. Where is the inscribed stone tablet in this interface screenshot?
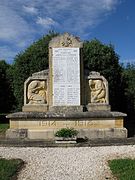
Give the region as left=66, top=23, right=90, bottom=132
left=52, top=48, right=80, bottom=106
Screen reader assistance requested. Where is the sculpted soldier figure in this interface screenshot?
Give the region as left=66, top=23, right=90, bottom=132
left=27, top=80, right=47, bottom=104
left=89, top=79, right=106, bottom=103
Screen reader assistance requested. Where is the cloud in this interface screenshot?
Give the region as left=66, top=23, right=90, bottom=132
left=0, top=5, right=30, bottom=41
left=0, top=0, right=120, bottom=63
left=102, top=0, right=118, bottom=10
left=23, top=5, right=38, bottom=14
left=36, top=16, right=57, bottom=28
left=31, top=0, right=119, bottom=37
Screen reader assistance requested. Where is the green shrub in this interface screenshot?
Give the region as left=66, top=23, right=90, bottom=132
left=55, top=128, right=78, bottom=138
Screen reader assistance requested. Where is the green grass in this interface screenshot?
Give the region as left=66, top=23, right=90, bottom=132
left=0, top=124, right=9, bottom=133
left=109, top=159, right=135, bottom=180
left=0, top=158, right=24, bottom=180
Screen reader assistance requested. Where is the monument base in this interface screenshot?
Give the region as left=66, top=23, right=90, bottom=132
left=6, top=111, right=127, bottom=140
left=87, top=103, right=111, bottom=111
left=6, top=128, right=127, bottom=140
left=22, top=104, right=49, bottom=112
left=49, top=106, right=84, bottom=113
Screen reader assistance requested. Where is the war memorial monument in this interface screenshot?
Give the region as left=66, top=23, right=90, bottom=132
left=6, top=33, right=127, bottom=140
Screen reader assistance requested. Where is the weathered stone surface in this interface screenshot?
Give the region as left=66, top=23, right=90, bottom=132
left=6, top=128, right=127, bottom=140
left=7, top=111, right=127, bottom=119
left=32, top=69, right=49, bottom=78
left=28, top=129, right=55, bottom=140
left=49, top=32, right=83, bottom=48
left=86, top=71, right=109, bottom=105
left=49, top=106, right=84, bottom=113
left=9, top=119, right=124, bottom=129
left=86, top=104, right=111, bottom=111
left=6, top=129, right=27, bottom=139
left=77, top=128, right=127, bottom=139
left=22, top=105, right=49, bottom=112
left=24, top=69, right=49, bottom=106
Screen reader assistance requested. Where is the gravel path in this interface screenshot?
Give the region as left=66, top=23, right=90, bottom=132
left=0, top=145, right=135, bottom=180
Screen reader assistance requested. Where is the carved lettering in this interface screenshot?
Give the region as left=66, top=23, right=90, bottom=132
left=38, top=120, right=113, bottom=128
left=52, top=48, right=80, bottom=106
left=39, top=121, right=56, bottom=127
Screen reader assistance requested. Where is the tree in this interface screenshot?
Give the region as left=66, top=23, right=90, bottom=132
left=83, top=39, right=124, bottom=111
left=0, top=60, right=15, bottom=113
left=123, top=64, right=135, bottom=117
left=12, top=32, right=58, bottom=110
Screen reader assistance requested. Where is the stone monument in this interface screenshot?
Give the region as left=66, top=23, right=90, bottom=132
left=6, top=33, right=127, bottom=140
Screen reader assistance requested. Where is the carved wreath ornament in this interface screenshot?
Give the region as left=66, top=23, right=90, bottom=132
left=61, top=37, right=73, bottom=47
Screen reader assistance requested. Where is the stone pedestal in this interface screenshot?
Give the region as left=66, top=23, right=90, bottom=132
left=49, top=106, right=84, bottom=113
left=22, top=105, right=49, bottom=112
left=6, top=111, right=127, bottom=140
left=87, top=104, right=111, bottom=111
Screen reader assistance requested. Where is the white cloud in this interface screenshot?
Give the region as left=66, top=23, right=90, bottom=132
left=0, top=6, right=29, bottom=40
left=0, top=0, right=120, bottom=63
left=32, top=0, right=119, bottom=37
left=102, top=0, right=118, bottom=10
left=23, top=5, right=38, bottom=14
left=36, top=16, right=57, bottom=28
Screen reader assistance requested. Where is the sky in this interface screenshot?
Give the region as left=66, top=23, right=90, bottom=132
left=0, top=0, right=135, bottom=64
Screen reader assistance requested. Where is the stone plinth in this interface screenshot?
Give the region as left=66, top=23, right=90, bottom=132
left=6, top=111, right=127, bottom=140
left=49, top=106, right=84, bottom=113
left=22, top=105, right=49, bottom=112
left=87, top=104, right=111, bottom=111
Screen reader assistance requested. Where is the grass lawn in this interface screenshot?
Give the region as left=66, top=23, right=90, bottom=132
left=0, top=124, right=9, bottom=133
left=109, top=159, right=135, bottom=180
left=0, top=158, right=24, bottom=180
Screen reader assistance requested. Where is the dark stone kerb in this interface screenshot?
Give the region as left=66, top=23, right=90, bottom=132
left=7, top=111, right=127, bottom=120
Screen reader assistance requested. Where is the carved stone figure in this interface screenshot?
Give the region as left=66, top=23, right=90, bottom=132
left=27, top=80, right=47, bottom=104
left=87, top=71, right=109, bottom=104
left=89, top=79, right=106, bottom=103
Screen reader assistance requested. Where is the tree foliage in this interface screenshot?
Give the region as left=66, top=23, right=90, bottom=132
left=83, top=39, right=124, bottom=111
left=0, top=60, right=15, bottom=113
left=123, top=64, right=135, bottom=117
left=12, top=32, right=58, bottom=110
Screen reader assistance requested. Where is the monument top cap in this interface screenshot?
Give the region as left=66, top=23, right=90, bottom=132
left=49, top=32, right=83, bottom=48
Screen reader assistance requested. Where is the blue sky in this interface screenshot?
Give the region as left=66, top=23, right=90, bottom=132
left=0, top=0, right=134, bottom=64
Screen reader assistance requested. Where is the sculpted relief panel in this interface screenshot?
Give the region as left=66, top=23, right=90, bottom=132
left=27, top=80, right=47, bottom=104
left=24, top=70, right=49, bottom=106
left=87, top=72, right=109, bottom=104
left=89, top=79, right=106, bottom=103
